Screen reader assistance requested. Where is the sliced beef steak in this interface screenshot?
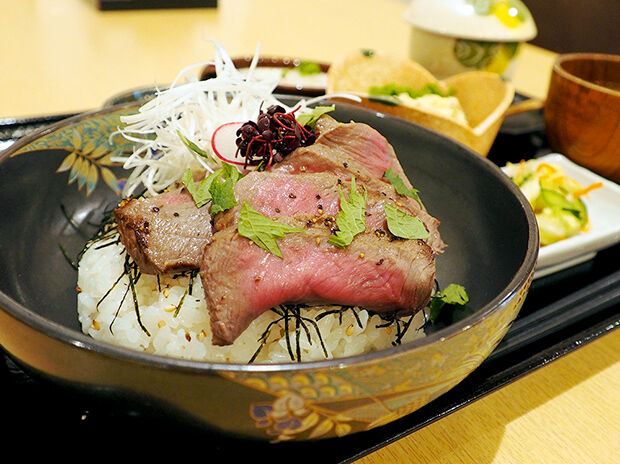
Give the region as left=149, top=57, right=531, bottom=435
left=214, top=171, right=411, bottom=234
left=272, top=120, right=396, bottom=182
left=114, top=189, right=213, bottom=274
left=201, top=218, right=435, bottom=346
left=272, top=116, right=445, bottom=253
left=112, top=114, right=445, bottom=347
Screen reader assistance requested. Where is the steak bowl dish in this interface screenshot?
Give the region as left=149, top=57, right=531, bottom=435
left=0, top=50, right=537, bottom=441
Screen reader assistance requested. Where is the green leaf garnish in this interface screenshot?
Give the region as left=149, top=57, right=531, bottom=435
left=297, top=105, right=335, bottom=129
left=428, top=283, right=469, bottom=323
left=182, top=163, right=242, bottom=214
left=209, top=176, right=238, bottom=216
left=181, top=168, right=219, bottom=208
left=384, top=204, right=429, bottom=240
left=298, top=61, right=322, bottom=75
left=283, top=61, right=322, bottom=77
left=221, top=161, right=242, bottom=183
left=369, top=82, right=454, bottom=99
left=177, top=130, right=212, bottom=160
left=439, top=283, right=469, bottom=305
left=383, top=168, right=423, bottom=208
left=238, top=202, right=305, bottom=258
left=328, top=176, right=367, bottom=248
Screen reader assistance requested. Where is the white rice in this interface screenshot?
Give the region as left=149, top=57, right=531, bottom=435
left=76, top=238, right=426, bottom=364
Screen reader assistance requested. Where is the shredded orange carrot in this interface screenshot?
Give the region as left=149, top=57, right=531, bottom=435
left=573, top=182, right=603, bottom=198
left=536, top=162, right=558, bottom=174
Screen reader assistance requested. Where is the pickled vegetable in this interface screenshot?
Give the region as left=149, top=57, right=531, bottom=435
left=504, top=159, right=601, bottom=246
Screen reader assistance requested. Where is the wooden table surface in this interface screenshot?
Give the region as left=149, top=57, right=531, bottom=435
left=1, top=2, right=619, bottom=462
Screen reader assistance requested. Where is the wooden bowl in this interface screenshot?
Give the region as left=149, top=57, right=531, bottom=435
left=544, top=53, right=620, bottom=183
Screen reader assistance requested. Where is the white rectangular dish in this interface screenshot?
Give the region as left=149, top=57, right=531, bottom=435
left=503, top=153, right=620, bottom=279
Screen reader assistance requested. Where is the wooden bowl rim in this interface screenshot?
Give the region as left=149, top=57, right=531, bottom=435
left=554, top=53, right=620, bottom=97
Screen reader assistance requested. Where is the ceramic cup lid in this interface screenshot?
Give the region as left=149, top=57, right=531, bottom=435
left=404, top=0, right=537, bottom=42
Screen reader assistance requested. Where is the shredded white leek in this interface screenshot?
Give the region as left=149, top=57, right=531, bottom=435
left=113, top=39, right=358, bottom=197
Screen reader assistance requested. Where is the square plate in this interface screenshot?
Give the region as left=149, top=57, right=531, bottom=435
left=504, top=153, right=620, bottom=279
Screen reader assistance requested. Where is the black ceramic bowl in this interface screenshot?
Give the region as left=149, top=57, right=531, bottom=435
left=0, top=99, right=538, bottom=441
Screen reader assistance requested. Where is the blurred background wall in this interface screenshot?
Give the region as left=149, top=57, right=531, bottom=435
left=523, top=0, right=619, bottom=54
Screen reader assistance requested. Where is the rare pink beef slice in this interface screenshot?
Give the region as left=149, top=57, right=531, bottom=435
left=213, top=171, right=409, bottom=234
left=201, top=171, right=436, bottom=346
left=272, top=116, right=446, bottom=254
left=114, top=189, right=213, bottom=274
left=201, top=219, right=435, bottom=346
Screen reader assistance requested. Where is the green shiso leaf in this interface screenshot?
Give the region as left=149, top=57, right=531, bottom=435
left=181, top=168, right=219, bottom=208
left=237, top=202, right=305, bottom=258
left=182, top=162, right=242, bottom=214
left=297, top=105, right=335, bottom=129
left=328, top=176, right=367, bottom=248
left=438, top=283, right=469, bottom=306
left=428, top=283, right=470, bottom=323
left=383, top=168, right=423, bottom=208
left=209, top=175, right=238, bottom=216
left=384, top=204, right=429, bottom=240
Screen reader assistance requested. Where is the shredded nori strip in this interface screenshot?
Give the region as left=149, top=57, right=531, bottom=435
left=315, top=305, right=364, bottom=328
left=95, top=250, right=150, bottom=337
left=248, top=304, right=329, bottom=363
left=124, top=255, right=150, bottom=336
left=58, top=243, right=78, bottom=271
left=373, top=312, right=418, bottom=346
left=173, top=269, right=199, bottom=317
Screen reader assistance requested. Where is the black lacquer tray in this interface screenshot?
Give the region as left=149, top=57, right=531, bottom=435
left=1, top=106, right=619, bottom=460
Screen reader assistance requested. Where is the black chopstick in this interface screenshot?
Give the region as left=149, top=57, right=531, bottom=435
left=489, top=268, right=620, bottom=361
